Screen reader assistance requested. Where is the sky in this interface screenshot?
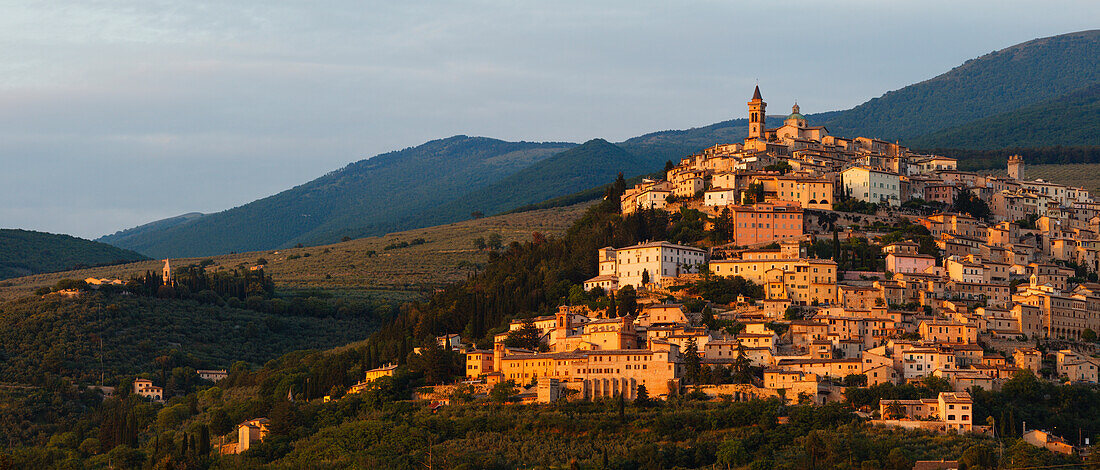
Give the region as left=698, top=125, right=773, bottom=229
left=1, top=1, right=1098, bottom=239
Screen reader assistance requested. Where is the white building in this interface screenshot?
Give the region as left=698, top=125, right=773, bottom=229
left=584, top=241, right=707, bottom=291
left=704, top=188, right=737, bottom=207
left=841, top=166, right=901, bottom=206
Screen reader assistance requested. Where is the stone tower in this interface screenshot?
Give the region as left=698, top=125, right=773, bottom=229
left=747, top=85, right=767, bottom=139
left=1007, top=154, right=1024, bottom=180
left=162, top=259, right=173, bottom=286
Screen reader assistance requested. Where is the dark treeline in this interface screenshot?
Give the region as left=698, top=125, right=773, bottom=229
left=365, top=175, right=695, bottom=366
left=128, top=264, right=274, bottom=302
left=918, top=145, right=1100, bottom=171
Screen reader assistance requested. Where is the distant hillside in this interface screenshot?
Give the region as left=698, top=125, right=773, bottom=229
left=618, top=116, right=786, bottom=164
left=3, top=202, right=591, bottom=300
left=98, top=212, right=203, bottom=247
left=100, top=136, right=575, bottom=258
left=810, top=29, right=1100, bottom=140
left=906, top=83, right=1100, bottom=149
left=96, top=30, right=1100, bottom=258
left=0, top=229, right=148, bottom=280
left=423, top=139, right=654, bottom=221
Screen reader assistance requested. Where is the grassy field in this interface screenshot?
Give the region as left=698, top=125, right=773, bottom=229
left=988, top=163, right=1100, bottom=193
left=0, top=202, right=593, bottom=301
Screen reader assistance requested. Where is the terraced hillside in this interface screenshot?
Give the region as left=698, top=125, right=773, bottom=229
left=0, top=202, right=592, bottom=301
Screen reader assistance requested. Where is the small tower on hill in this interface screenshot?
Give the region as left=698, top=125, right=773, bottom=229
left=747, top=85, right=767, bottom=140
left=162, top=259, right=173, bottom=286
left=1007, top=154, right=1025, bottom=180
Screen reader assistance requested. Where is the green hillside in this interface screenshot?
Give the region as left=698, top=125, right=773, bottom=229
left=95, top=30, right=1100, bottom=259
left=0, top=229, right=148, bottom=280
left=423, top=139, right=655, bottom=221
left=906, top=83, right=1100, bottom=149
left=98, top=212, right=203, bottom=247
left=0, top=293, right=387, bottom=384
left=618, top=116, right=786, bottom=164
left=99, top=137, right=574, bottom=258
left=811, top=29, right=1100, bottom=140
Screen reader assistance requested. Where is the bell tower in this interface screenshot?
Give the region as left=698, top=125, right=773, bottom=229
left=162, top=259, right=173, bottom=286
left=747, top=85, right=767, bottom=139
left=1007, top=154, right=1024, bottom=180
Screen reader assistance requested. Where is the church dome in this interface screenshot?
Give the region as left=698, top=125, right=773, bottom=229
left=787, top=103, right=805, bottom=121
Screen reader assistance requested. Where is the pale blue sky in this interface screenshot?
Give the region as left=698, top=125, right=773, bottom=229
left=1, top=1, right=1098, bottom=238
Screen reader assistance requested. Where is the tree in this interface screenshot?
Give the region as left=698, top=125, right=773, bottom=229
left=884, top=400, right=906, bottom=419
left=208, top=408, right=234, bottom=436
left=683, top=338, right=701, bottom=384
left=489, top=380, right=517, bottom=403
left=471, top=211, right=484, bottom=219
left=267, top=400, right=298, bottom=436
left=641, top=269, right=650, bottom=286
left=732, top=342, right=753, bottom=384
left=473, top=237, right=487, bottom=251
left=487, top=233, right=503, bottom=250
left=664, top=160, right=675, bottom=173
left=764, top=161, right=792, bottom=174
left=952, top=189, right=991, bottom=220
left=959, top=444, right=995, bottom=470
left=711, top=207, right=734, bottom=243
left=504, top=319, right=541, bottom=351
left=885, top=448, right=913, bottom=470
left=1083, top=328, right=1097, bottom=342
left=634, top=384, right=650, bottom=407
left=617, top=286, right=638, bottom=316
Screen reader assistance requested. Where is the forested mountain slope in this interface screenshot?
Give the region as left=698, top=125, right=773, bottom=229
left=421, top=139, right=655, bottom=224
left=907, top=82, right=1100, bottom=149
left=0, top=229, right=148, bottom=280
left=99, top=137, right=574, bottom=257
left=810, top=29, right=1100, bottom=139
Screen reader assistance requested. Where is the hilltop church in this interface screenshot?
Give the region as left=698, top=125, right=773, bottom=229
left=746, top=85, right=829, bottom=143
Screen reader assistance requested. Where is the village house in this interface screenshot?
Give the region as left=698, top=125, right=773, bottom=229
left=133, top=378, right=163, bottom=402
left=584, top=242, right=707, bottom=291
left=877, top=391, right=974, bottom=433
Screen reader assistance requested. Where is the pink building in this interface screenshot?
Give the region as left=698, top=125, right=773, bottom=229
left=884, top=242, right=936, bottom=274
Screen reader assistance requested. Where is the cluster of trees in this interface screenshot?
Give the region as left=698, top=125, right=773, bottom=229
left=952, top=189, right=991, bottom=220
left=361, top=178, right=687, bottom=369
left=900, top=197, right=948, bottom=215
left=0, top=292, right=389, bottom=386
left=877, top=221, right=941, bottom=258
left=384, top=238, right=427, bottom=250
left=807, top=234, right=885, bottom=273
left=833, top=198, right=879, bottom=215
left=682, top=339, right=758, bottom=385
left=472, top=233, right=504, bottom=251
left=675, top=274, right=763, bottom=304
left=7, top=355, right=1096, bottom=469
left=127, top=263, right=274, bottom=303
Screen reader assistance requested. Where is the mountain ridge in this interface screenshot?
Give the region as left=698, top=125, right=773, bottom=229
left=0, top=229, right=149, bottom=280
left=97, top=29, right=1100, bottom=258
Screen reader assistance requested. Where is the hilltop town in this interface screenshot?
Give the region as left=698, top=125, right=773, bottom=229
left=345, top=86, right=1100, bottom=455
left=25, top=86, right=1097, bottom=467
